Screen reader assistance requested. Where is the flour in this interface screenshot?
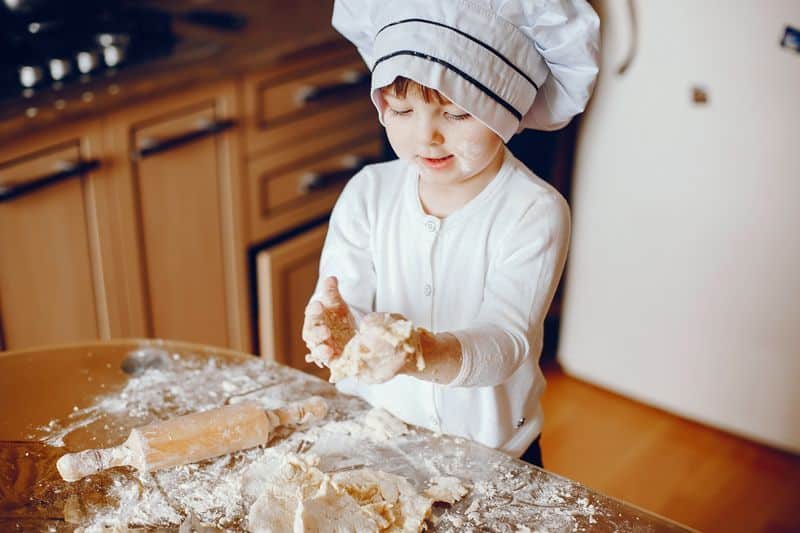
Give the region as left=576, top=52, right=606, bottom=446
left=434, top=458, right=600, bottom=532
left=363, top=407, right=410, bottom=441
left=425, top=476, right=468, bottom=504
left=25, top=350, right=617, bottom=531
left=455, top=140, right=486, bottom=174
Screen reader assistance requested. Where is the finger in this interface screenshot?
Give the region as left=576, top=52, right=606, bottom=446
left=321, top=277, right=343, bottom=307
left=305, top=325, right=331, bottom=344
left=311, top=343, right=334, bottom=363
left=304, top=354, right=324, bottom=368
left=301, top=325, right=319, bottom=345
left=305, top=301, right=324, bottom=317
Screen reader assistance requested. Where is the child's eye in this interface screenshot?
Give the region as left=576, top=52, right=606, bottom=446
left=445, top=112, right=470, bottom=121
left=389, top=108, right=412, bottom=116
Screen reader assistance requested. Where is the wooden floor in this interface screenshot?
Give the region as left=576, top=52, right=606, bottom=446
left=539, top=360, right=800, bottom=532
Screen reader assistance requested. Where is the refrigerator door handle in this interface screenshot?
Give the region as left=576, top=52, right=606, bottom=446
left=616, top=0, right=639, bottom=76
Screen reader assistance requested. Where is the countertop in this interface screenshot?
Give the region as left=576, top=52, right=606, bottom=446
left=0, top=339, right=694, bottom=531
left=0, top=0, right=343, bottom=144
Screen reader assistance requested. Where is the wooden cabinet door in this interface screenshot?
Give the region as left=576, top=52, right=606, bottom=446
left=105, top=82, right=250, bottom=351
left=257, top=224, right=327, bottom=377
left=0, top=122, right=115, bottom=350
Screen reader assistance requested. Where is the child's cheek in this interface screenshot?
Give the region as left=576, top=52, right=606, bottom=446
left=454, top=122, right=503, bottom=173
left=456, top=139, right=488, bottom=161
left=455, top=137, right=492, bottom=174
left=385, top=121, right=413, bottom=160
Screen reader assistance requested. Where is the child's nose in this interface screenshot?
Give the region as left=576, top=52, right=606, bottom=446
left=416, top=118, right=444, bottom=146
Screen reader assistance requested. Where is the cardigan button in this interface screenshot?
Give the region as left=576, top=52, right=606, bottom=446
left=425, top=220, right=437, bottom=232
left=423, top=284, right=433, bottom=296
left=515, top=417, right=526, bottom=428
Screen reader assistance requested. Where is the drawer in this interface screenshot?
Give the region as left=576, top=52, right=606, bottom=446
left=131, top=103, right=236, bottom=160
left=243, top=46, right=376, bottom=157
left=0, top=142, right=98, bottom=203
left=257, top=59, right=368, bottom=125
left=247, top=132, right=383, bottom=244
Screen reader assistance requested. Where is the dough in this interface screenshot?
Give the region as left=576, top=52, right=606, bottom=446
left=246, top=454, right=329, bottom=533
left=245, top=451, right=449, bottom=533
left=424, top=476, right=468, bottom=504
left=329, top=313, right=425, bottom=384
left=332, top=469, right=432, bottom=532
left=295, top=478, right=381, bottom=532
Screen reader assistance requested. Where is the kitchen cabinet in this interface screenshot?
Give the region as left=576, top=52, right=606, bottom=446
left=257, top=224, right=328, bottom=378
left=0, top=37, right=385, bottom=363
left=242, top=43, right=380, bottom=244
left=104, top=81, right=250, bottom=351
left=0, top=121, right=119, bottom=350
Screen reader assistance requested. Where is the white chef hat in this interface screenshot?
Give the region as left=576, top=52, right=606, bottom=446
left=332, top=0, right=600, bottom=141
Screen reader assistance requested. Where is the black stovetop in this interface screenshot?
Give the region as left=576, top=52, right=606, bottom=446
left=0, top=0, right=177, bottom=101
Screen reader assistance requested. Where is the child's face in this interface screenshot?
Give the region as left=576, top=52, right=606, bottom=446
left=381, top=89, right=504, bottom=187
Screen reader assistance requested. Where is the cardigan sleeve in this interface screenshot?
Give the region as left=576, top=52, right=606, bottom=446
left=311, top=169, right=376, bottom=322
left=449, top=191, right=571, bottom=387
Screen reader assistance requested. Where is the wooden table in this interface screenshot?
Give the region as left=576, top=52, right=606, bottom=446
left=0, top=340, right=694, bottom=531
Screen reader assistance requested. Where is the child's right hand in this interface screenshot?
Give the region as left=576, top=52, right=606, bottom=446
left=302, top=276, right=356, bottom=367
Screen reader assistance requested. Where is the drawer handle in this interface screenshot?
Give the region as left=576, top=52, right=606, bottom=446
left=132, top=118, right=237, bottom=160
left=0, top=159, right=100, bottom=203
left=298, top=155, right=377, bottom=193
left=297, top=71, right=371, bottom=105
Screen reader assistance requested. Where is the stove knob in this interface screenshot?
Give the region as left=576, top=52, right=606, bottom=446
left=96, top=33, right=130, bottom=68
left=102, top=45, right=126, bottom=68
left=19, top=65, right=43, bottom=88
left=49, top=58, right=72, bottom=81
left=76, top=50, right=100, bottom=74
left=96, top=32, right=130, bottom=49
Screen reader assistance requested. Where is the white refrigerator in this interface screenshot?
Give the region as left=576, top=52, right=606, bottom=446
left=558, top=0, right=800, bottom=453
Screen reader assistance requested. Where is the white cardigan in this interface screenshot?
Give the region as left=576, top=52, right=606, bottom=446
left=312, top=148, right=570, bottom=456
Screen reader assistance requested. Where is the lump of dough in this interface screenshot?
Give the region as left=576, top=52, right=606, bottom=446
left=331, top=469, right=433, bottom=532
left=329, top=313, right=425, bottom=384
left=295, top=478, right=381, bottom=532
left=245, top=450, right=437, bottom=533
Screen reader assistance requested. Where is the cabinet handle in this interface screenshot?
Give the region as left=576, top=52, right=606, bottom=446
left=297, top=155, right=377, bottom=193
left=132, top=118, right=237, bottom=160
left=0, top=159, right=100, bottom=203
left=297, top=71, right=370, bottom=105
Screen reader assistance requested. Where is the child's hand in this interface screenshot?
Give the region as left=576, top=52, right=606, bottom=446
left=303, top=276, right=356, bottom=367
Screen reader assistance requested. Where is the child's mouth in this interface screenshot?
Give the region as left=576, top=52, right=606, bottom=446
left=419, top=155, right=454, bottom=169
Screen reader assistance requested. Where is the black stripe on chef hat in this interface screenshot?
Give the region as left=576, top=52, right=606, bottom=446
left=376, top=18, right=539, bottom=92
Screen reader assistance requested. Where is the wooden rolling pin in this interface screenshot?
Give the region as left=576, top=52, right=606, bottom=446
left=56, top=396, right=328, bottom=482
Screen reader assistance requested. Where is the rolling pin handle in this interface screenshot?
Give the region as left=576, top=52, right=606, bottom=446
left=56, top=445, right=129, bottom=482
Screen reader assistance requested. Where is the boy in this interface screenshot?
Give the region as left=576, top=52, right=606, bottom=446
left=302, top=0, right=599, bottom=466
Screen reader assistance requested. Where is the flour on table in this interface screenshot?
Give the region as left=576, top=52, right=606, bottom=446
left=329, top=313, right=425, bottom=384
left=245, top=450, right=445, bottom=532
left=27, top=350, right=607, bottom=532
left=363, top=407, right=409, bottom=441
left=424, top=476, right=468, bottom=504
